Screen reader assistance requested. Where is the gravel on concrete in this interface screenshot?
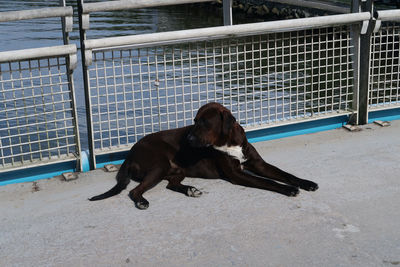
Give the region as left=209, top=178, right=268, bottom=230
left=1, top=120, right=399, bottom=267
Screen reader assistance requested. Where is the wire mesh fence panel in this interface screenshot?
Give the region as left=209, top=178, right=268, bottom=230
left=87, top=25, right=355, bottom=154
left=369, top=22, right=400, bottom=109
left=0, top=56, right=79, bottom=171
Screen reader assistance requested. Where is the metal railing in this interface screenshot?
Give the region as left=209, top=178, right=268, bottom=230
left=1, top=0, right=399, bottom=179
left=0, top=2, right=81, bottom=173
left=369, top=10, right=400, bottom=110
left=86, top=26, right=357, bottom=152
left=78, top=0, right=374, bottom=168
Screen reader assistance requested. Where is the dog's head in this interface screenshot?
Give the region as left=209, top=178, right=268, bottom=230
left=187, top=102, right=244, bottom=147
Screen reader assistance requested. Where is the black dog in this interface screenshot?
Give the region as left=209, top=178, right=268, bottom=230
left=90, top=102, right=318, bottom=209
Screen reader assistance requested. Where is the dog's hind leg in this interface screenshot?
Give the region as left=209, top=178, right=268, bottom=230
left=128, top=168, right=164, bottom=210
left=166, top=174, right=202, bottom=198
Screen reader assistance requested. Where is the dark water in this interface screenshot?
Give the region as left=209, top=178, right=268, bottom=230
left=0, top=0, right=260, bottom=152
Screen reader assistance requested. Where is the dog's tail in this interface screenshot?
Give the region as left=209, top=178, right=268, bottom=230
left=88, top=161, right=131, bottom=201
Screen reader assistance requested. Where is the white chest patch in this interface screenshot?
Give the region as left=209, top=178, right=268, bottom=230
left=213, top=145, right=246, bottom=163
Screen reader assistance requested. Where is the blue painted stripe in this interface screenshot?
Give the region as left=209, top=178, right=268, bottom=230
left=247, top=115, right=349, bottom=143
left=368, top=107, right=400, bottom=123
left=0, top=161, right=77, bottom=186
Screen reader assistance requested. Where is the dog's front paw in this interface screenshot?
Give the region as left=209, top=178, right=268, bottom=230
left=130, top=193, right=150, bottom=210
left=186, top=186, right=202, bottom=197
left=283, top=186, right=300, bottom=197
left=135, top=198, right=149, bottom=210
left=300, top=180, right=319, bottom=191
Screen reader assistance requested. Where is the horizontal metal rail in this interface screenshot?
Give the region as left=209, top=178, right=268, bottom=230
left=0, top=44, right=76, bottom=62
left=82, top=0, right=213, bottom=13
left=84, top=12, right=370, bottom=52
left=0, top=6, right=73, bottom=22
left=376, top=9, right=400, bottom=21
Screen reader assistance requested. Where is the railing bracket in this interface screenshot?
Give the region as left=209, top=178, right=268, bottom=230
left=62, top=172, right=79, bottom=181
left=82, top=14, right=90, bottom=30
left=104, top=164, right=119, bottom=172
left=361, top=20, right=369, bottom=34
left=68, top=53, right=78, bottom=71
left=373, top=19, right=381, bottom=33
left=373, top=120, right=391, bottom=127
left=64, top=16, right=73, bottom=32
left=343, top=124, right=362, bottom=132
left=84, top=49, right=93, bottom=66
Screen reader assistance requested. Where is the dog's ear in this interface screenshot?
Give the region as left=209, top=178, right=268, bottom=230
left=221, top=110, right=236, bottom=136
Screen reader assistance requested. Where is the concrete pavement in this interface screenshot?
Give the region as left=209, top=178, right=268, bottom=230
left=1, top=120, right=399, bottom=266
